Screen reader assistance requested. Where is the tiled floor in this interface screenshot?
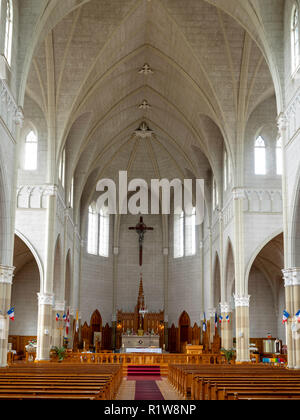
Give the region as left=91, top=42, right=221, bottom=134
left=156, top=378, right=185, bottom=400
left=115, top=377, right=184, bottom=400
left=115, top=378, right=136, bottom=400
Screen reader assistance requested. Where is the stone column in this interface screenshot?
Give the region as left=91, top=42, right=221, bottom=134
left=282, top=269, right=294, bottom=368
left=282, top=268, right=300, bottom=369
left=112, top=246, right=119, bottom=350
left=68, top=308, right=75, bottom=349
left=0, top=265, right=14, bottom=367
left=208, top=307, right=216, bottom=345
left=220, top=302, right=233, bottom=350
left=234, top=294, right=250, bottom=363
left=163, top=247, right=169, bottom=350
left=52, top=301, right=65, bottom=348
left=36, top=292, right=54, bottom=361
left=292, top=269, right=300, bottom=369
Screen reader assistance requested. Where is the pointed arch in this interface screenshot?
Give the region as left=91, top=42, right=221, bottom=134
left=15, top=230, right=44, bottom=291
left=213, top=252, right=221, bottom=310
left=225, top=238, right=235, bottom=303
left=65, top=249, right=72, bottom=308
left=53, top=235, right=63, bottom=301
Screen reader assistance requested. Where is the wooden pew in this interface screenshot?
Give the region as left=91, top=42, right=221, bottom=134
left=0, top=363, right=122, bottom=400
left=168, top=364, right=300, bottom=400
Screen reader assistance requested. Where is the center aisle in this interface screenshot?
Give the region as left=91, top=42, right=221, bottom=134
left=115, top=377, right=185, bottom=401
left=134, top=380, right=164, bottom=400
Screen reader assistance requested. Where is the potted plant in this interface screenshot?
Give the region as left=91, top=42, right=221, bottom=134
left=53, top=346, right=67, bottom=362
left=221, top=348, right=235, bottom=364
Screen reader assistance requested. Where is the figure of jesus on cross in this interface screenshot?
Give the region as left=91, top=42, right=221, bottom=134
left=129, top=216, right=154, bottom=266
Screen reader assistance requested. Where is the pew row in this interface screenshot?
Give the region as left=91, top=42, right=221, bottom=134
left=0, top=364, right=122, bottom=400
left=168, top=364, right=300, bottom=400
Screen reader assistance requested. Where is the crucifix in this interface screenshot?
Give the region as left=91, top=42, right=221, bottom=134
left=129, top=216, right=154, bottom=266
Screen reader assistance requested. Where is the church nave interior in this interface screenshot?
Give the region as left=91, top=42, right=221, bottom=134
left=0, top=0, right=299, bottom=402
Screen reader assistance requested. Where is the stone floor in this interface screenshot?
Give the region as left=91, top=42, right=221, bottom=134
left=115, top=377, right=184, bottom=400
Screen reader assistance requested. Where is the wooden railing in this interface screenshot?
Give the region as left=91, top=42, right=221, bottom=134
left=62, top=352, right=226, bottom=365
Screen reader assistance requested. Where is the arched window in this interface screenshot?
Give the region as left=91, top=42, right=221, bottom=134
left=174, top=208, right=196, bottom=258
left=224, top=150, right=228, bottom=191
left=87, top=205, right=98, bottom=255
left=87, top=204, right=110, bottom=257
left=254, top=136, right=266, bottom=175
left=69, top=177, right=74, bottom=208
left=276, top=137, right=283, bottom=176
left=185, top=207, right=196, bottom=257
left=99, top=207, right=109, bottom=257
left=24, top=131, right=38, bottom=170
left=4, top=0, right=13, bottom=66
left=59, top=148, right=66, bottom=188
left=212, top=178, right=218, bottom=210
left=174, top=211, right=184, bottom=259
left=292, top=5, right=300, bottom=73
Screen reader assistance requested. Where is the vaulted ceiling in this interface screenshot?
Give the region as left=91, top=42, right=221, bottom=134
left=23, top=0, right=277, bottom=224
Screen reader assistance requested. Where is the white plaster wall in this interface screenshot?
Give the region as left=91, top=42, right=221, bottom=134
left=80, top=214, right=114, bottom=325
left=168, top=214, right=202, bottom=326
left=249, top=267, right=278, bottom=339
left=117, top=214, right=164, bottom=314
left=9, top=260, right=39, bottom=336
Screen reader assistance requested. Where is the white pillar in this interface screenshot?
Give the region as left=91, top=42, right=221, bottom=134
left=220, top=302, right=233, bottom=350
left=36, top=292, right=54, bottom=361
left=282, top=268, right=300, bottom=369
left=234, top=294, right=250, bottom=363
left=0, top=265, right=14, bottom=367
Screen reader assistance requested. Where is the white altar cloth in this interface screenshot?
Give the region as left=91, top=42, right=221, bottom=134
left=124, top=348, right=162, bottom=354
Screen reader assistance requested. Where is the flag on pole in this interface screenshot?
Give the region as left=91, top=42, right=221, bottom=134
left=219, top=315, right=223, bottom=324
left=203, top=312, right=207, bottom=332
left=66, top=309, right=70, bottom=336
left=7, top=307, right=14, bottom=321
left=63, top=313, right=67, bottom=321
left=75, top=310, right=79, bottom=333
left=226, top=315, right=230, bottom=324
left=215, top=313, right=218, bottom=328
left=296, top=310, right=300, bottom=323
left=282, top=310, right=290, bottom=324
left=56, top=313, right=60, bottom=322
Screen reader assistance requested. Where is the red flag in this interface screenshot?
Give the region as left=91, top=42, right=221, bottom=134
left=66, top=309, right=70, bottom=336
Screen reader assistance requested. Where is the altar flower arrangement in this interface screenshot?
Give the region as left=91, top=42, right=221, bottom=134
left=25, top=339, right=37, bottom=353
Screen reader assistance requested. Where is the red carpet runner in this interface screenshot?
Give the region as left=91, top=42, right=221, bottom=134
left=134, top=380, right=165, bottom=400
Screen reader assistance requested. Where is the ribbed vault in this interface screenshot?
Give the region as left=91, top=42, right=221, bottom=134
left=23, top=0, right=277, bottom=229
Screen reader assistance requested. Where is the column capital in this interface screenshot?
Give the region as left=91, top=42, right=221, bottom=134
left=292, top=268, right=300, bottom=286
left=232, top=188, right=245, bottom=200
left=42, top=184, right=58, bottom=197
left=53, top=301, right=65, bottom=311
left=37, top=292, right=54, bottom=306
left=282, top=268, right=298, bottom=287
left=220, top=302, right=232, bottom=313
left=69, top=307, right=77, bottom=317
left=277, top=112, right=288, bottom=134
left=14, top=106, right=24, bottom=126
left=234, top=294, right=250, bottom=307
left=208, top=308, right=216, bottom=318
left=0, top=265, right=15, bottom=284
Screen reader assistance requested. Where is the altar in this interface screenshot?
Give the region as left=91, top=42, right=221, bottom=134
left=116, top=273, right=165, bottom=350
left=121, top=334, right=160, bottom=353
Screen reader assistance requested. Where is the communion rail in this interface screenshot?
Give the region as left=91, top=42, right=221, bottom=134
left=61, top=352, right=226, bottom=365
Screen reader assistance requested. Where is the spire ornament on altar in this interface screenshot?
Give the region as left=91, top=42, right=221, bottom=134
left=137, top=273, right=148, bottom=334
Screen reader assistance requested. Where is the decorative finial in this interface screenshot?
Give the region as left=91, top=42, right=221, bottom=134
left=138, top=63, right=154, bottom=75
left=139, top=100, right=151, bottom=110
